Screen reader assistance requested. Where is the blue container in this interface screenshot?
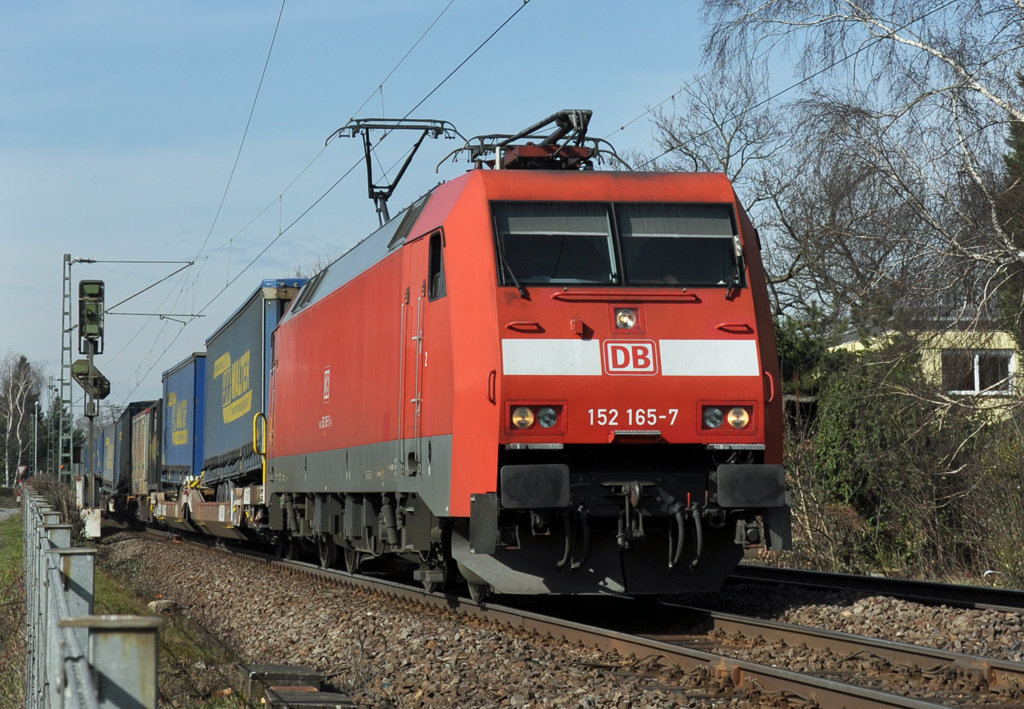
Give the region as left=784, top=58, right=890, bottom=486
left=113, top=401, right=158, bottom=493
left=203, top=279, right=306, bottom=485
left=101, top=423, right=115, bottom=484
left=162, top=353, right=207, bottom=485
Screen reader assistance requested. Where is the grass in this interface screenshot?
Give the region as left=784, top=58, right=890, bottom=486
left=95, top=547, right=248, bottom=708
left=0, top=512, right=25, bottom=709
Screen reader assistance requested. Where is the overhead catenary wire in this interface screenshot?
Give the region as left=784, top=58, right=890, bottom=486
left=182, top=0, right=460, bottom=304
left=113, top=1, right=288, bottom=391
left=192, top=0, right=287, bottom=264
left=213, top=0, right=535, bottom=296
left=105, top=262, right=194, bottom=313
left=600, top=35, right=767, bottom=144
left=118, top=0, right=534, bottom=402
left=347, top=0, right=458, bottom=121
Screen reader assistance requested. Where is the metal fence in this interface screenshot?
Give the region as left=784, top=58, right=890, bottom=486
left=23, top=491, right=161, bottom=709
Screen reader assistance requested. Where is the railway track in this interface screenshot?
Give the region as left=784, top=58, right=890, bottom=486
left=140, top=529, right=1024, bottom=708
left=651, top=604, right=1024, bottom=705
left=730, top=565, right=1024, bottom=613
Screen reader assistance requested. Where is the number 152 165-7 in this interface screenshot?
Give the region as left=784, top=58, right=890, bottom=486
left=588, top=409, right=678, bottom=426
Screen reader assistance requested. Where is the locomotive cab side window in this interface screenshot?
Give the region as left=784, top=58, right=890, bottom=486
left=428, top=231, right=446, bottom=300
left=617, top=203, right=742, bottom=288
left=492, top=202, right=617, bottom=285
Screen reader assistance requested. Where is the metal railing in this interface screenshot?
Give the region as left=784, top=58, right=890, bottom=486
left=23, top=491, right=161, bottom=709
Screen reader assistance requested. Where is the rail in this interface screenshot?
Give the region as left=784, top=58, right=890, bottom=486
left=23, top=491, right=162, bottom=709
left=731, top=564, right=1024, bottom=613
left=659, top=603, right=1024, bottom=694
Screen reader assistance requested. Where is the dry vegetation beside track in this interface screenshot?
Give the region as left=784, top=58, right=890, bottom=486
left=0, top=487, right=18, bottom=508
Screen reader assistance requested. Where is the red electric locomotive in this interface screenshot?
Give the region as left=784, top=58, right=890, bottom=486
left=266, top=111, right=790, bottom=598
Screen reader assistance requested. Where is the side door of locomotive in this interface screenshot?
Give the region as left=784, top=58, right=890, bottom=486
left=399, top=229, right=453, bottom=476
left=400, top=234, right=430, bottom=474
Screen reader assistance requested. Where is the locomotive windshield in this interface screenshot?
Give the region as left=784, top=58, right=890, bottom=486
left=492, top=201, right=741, bottom=289
left=493, top=202, right=618, bottom=285
left=618, top=203, right=738, bottom=287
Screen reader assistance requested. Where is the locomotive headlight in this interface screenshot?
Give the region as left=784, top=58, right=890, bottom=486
left=727, top=407, right=750, bottom=429
left=512, top=406, right=535, bottom=429
left=538, top=406, right=558, bottom=429
left=615, top=308, right=638, bottom=329
left=702, top=407, right=724, bottom=429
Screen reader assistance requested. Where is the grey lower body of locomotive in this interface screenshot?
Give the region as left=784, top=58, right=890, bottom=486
left=268, top=437, right=790, bottom=595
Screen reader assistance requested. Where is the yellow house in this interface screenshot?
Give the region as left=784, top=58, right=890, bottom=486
left=833, top=330, right=1018, bottom=397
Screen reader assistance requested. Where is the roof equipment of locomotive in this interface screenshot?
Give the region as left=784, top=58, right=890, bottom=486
left=438, top=109, right=629, bottom=172
left=327, top=117, right=461, bottom=225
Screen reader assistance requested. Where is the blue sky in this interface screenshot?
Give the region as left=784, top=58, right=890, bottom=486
left=1, top=1, right=706, bottom=407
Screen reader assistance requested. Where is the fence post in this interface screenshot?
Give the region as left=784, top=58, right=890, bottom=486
left=59, top=616, right=164, bottom=709
left=46, top=548, right=96, bottom=653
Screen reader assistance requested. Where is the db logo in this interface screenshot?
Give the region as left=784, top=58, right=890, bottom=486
left=603, top=340, right=658, bottom=375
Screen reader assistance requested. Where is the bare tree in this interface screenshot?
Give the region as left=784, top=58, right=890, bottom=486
left=700, top=0, right=1024, bottom=330
left=638, top=66, right=822, bottom=318
left=0, top=352, right=45, bottom=487
left=650, top=66, right=786, bottom=208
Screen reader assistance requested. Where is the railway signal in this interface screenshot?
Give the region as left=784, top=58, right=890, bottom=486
left=76, top=278, right=105, bottom=480
left=78, top=279, right=105, bottom=354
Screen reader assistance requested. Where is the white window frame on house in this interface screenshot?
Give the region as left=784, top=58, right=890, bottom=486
left=942, top=349, right=1015, bottom=395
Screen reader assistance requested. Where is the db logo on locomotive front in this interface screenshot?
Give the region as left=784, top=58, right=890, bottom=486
left=603, top=340, right=658, bottom=375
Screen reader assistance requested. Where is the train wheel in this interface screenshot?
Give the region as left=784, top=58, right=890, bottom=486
left=343, top=545, right=361, bottom=574
left=467, top=583, right=490, bottom=604
left=318, top=536, right=337, bottom=569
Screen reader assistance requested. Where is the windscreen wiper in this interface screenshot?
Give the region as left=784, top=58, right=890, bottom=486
left=493, top=216, right=528, bottom=299
left=726, top=235, right=744, bottom=300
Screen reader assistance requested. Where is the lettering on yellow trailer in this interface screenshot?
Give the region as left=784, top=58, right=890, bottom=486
left=216, top=350, right=252, bottom=423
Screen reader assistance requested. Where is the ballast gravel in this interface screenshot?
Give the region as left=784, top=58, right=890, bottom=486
left=101, top=533, right=1024, bottom=708
left=102, top=535, right=731, bottom=709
